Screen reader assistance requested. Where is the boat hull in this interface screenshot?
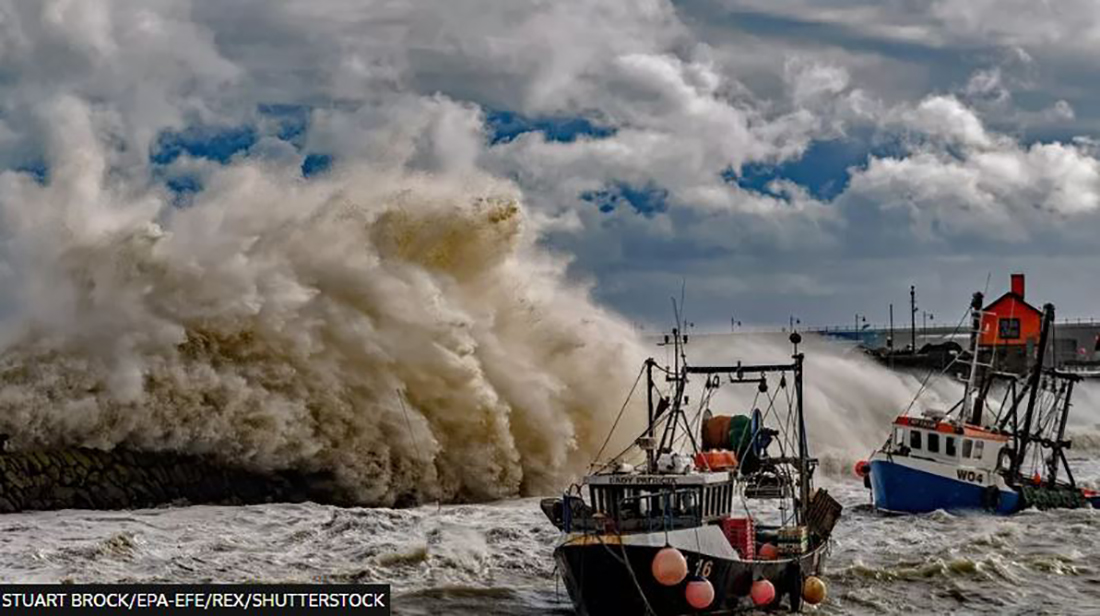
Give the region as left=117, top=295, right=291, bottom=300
left=869, top=456, right=1021, bottom=514
left=554, top=533, right=826, bottom=615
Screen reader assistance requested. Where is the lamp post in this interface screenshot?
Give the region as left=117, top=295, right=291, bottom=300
left=910, top=285, right=917, bottom=351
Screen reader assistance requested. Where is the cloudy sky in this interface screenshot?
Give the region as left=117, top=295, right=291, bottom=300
left=2, top=0, right=1099, bottom=332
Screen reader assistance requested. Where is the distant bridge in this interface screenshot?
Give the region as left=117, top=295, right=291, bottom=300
left=643, top=319, right=1100, bottom=364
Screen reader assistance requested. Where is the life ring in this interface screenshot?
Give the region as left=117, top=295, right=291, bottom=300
left=981, top=485, right=1001, bottom=512
left=997, top=448, right=1015, bottom=472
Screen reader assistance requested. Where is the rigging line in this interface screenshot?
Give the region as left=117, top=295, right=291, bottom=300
left=592, top=535, right=657, bottom=616
left=593, top=406, right=678, bottom=474
left=780, top=383, right=798, bottom=458
left=902, top=305, right=972, bottom=417
left=590, top=364, right=647, bottom=471
left=679, top=278, right=687, bottom=333
left=676, top=382, right=718, bottom=452
left=746, top=384, right=783, bottom=449
left=686, top=383, right=716, bottom=432
left=759, top=385, right=782, bottom=425
left=671, top=296, right=682, bottom=335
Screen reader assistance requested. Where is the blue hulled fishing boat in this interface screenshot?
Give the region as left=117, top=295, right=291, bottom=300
left=863, top=293, right=1100, bottom=514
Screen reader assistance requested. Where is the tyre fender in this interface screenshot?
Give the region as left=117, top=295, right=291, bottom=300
left=786, top=561, right=803, bottom=612
left=982, top=484, right=1001, bottom=512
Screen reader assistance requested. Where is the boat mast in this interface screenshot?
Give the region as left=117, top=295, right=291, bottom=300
left=646, top=358, right=655, bottom=473
left=964, top=292, right=985, bottom=425
left=1010, top=303, right=1054, bottom=481
left=794, top=340, right=810, bottom=524
left=656, top=327, right=689, bottom=458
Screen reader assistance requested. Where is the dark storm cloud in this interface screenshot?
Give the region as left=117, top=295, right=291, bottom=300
left=1, top=0, right=1099, bottom=328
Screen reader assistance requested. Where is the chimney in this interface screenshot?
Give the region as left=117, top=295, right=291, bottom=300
left=1011, top=273, right=1025, bottom=299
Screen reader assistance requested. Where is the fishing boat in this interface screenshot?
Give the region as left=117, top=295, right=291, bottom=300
left=541, top=329, right=842, bottom=614
left=862, top=292, right=1100, bottom=514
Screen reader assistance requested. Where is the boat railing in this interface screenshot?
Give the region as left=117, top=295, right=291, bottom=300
left=614, top=488, right=704, bottom=532
left=557, top=483, right=743, bottom=534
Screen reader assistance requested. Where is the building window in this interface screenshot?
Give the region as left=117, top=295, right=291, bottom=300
left=928, top=433, right=940, bottom=453
left=962, top=439, right=973, bottom=458
left=999, top=317, right=1021, bottom=340
left=910, top=430, right=922, bottom=450
left=946, top=437, right=957, bottom=457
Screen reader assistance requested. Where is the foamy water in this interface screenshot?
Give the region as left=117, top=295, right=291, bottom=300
left=4, top=335, right=1100, bottom=614
left=3, top=463, right=1099, bottom=615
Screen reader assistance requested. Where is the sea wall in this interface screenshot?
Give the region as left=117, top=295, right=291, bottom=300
left=0, top=447, right=341, bottom=513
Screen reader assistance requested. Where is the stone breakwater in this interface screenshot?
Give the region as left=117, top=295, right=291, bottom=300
left=0, top=448, right=343, bottom=513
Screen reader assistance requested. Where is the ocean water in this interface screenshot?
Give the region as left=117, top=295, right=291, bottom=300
left=3, top=460, right=1098, bottom=615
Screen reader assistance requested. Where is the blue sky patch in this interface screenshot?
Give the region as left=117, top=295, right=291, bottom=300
left=151, top=125, right=258, bottom=165
left=301, top=153, right=333, bottom=177
left=729, top=139, right=871, bottom=201
left=581, top=182, right=670, bottom=217
left=14, top=159, right=48, bottom=185
left=485, top=109, right=616, bottom=145
left=258, top=104, right=311, bottom=146
left=163, top=174, right=203, bottom=208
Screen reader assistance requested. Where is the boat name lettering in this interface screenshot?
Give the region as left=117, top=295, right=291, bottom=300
left=607, top=476, right=678, bottom=485
left=956, top=469, right=985, bottom=484
left=908, top=418, right=937, bottom=429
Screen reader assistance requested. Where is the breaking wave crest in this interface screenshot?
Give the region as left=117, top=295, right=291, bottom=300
left=2, top=103, right=1098, bottom=506
left=0, top=136, right=647, bottom=506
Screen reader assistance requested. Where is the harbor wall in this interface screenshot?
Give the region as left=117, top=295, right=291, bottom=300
left=659, top=323, right=1100, bottom=364
left=0, top=447, right=341, bottom=513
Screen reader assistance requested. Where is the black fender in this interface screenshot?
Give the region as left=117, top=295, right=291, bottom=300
left=786, top=561, right=804, bottom=612
left=981, top=485, right=1001, bottom=512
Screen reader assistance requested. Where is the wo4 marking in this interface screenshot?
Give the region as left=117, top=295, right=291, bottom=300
left=956, top=469, right=986, bottom=484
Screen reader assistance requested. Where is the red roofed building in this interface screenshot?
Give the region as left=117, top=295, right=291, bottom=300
left=978, top=273, right=1042, bottom=373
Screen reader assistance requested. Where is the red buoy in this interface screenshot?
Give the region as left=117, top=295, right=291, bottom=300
left=685, top=577, right=715, bottom=609
left=652, top=547, right=688, bottom=586
left=758, top=543, right=778, bottom=560
left=751, top=580, right=776, bottom=606
left=854, top=460, right=871, bottom=479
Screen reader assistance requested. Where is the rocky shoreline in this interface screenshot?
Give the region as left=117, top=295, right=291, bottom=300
left=0, top=447, right=341, bottom=513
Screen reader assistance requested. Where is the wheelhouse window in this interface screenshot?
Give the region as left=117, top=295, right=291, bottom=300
left=999, top=317, right=1021, bottom=340
left=910, top=430, right=922, bottom=450
left=945, top=436, right=957, bottom=457
left=927, top=433, right=940, bottom=453
left=962, top=439, right=973, bottom=458
left=973, top=440, right=985, bottom=459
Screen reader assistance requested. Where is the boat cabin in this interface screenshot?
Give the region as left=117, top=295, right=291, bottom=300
left=889, top=416, right=1009, bottom=470
left=579, top=471, right=736, bottom=532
